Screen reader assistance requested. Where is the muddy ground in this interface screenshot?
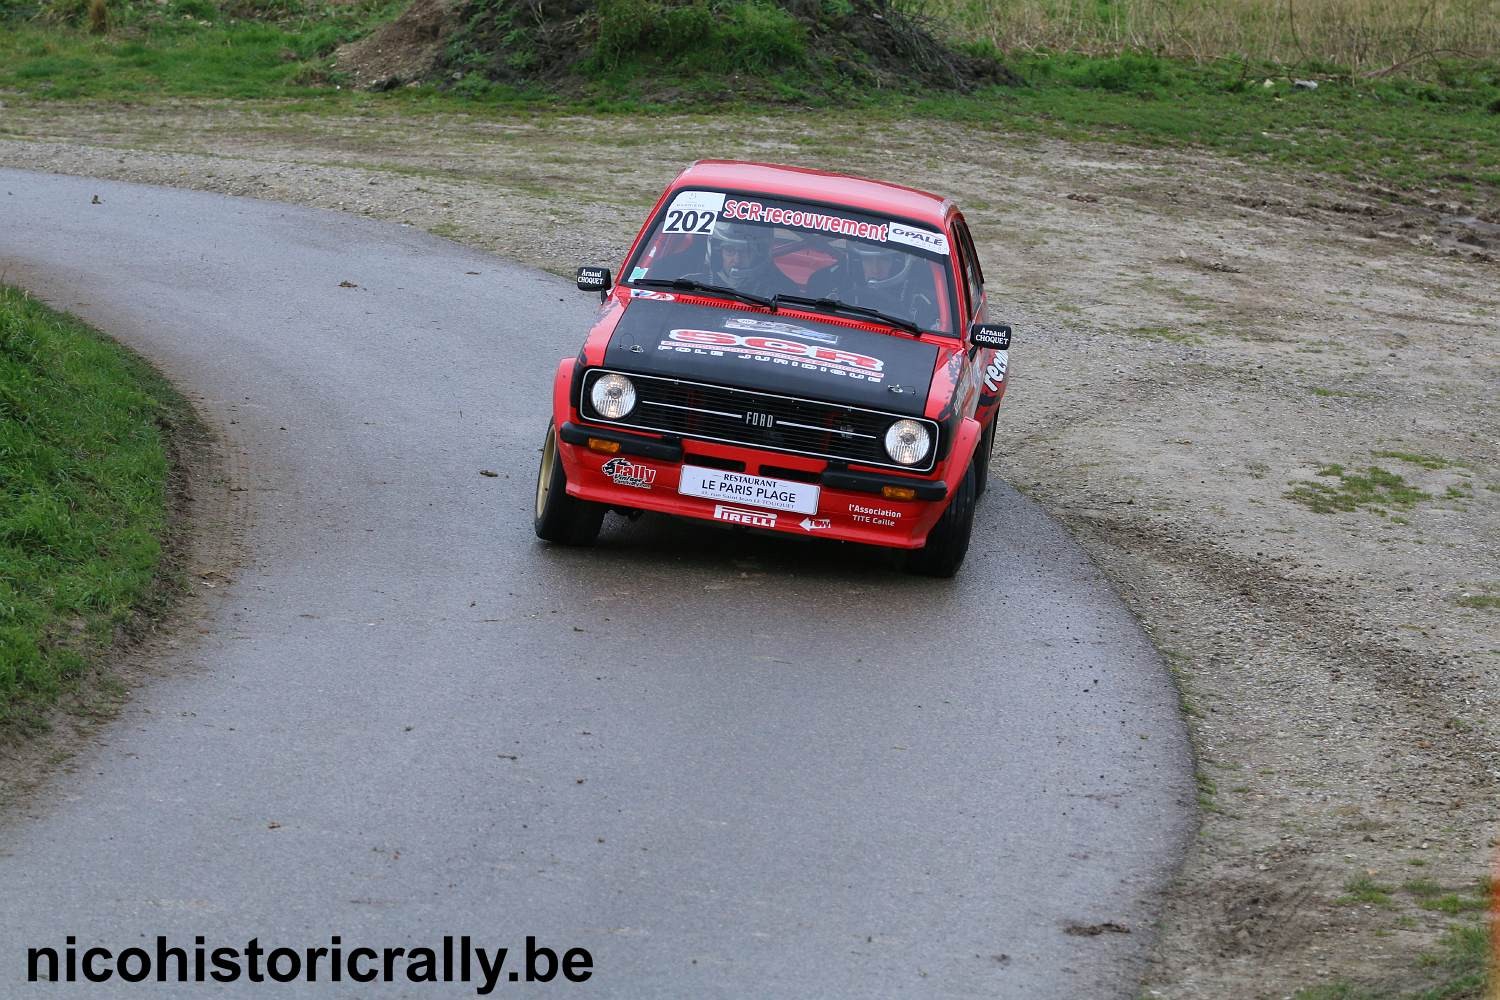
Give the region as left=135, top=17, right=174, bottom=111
left=1, top=101, right=1496, bottom=997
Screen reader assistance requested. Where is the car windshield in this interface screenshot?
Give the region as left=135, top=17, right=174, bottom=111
left=623, top=190, right=958, bottom=336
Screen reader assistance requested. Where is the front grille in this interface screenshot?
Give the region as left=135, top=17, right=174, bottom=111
left=579, top=369, right=938, bottom=473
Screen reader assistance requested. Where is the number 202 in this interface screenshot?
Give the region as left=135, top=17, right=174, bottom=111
left=666, top=209, right=715, bottom=234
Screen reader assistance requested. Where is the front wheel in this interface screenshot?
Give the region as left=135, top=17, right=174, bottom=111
left=905, top=460, right=976, bottom=578
left=534, top=421, right=605, bottom=545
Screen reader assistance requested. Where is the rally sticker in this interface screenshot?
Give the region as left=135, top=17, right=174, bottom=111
left=663, top=191, right=727, bottom=235
left=983, top=350, right=1009, bottom=392
left=849, top=502, right=902, bottom=527
left=713, top=505, right=777, bottom=529
left=724, top=199, right=887, bottom=242
left=887, top=222, right=950, bottom=256
left=659, top=329, right=885, bottom=382
left=716, top=199, right=949, bottom=256
left=630, top=288, right=676, bottom=301
left=601, top=457, right=657, bottom=490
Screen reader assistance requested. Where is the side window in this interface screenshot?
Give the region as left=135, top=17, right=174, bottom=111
left=954, top=220, right=983, bottom=317
left=951, top=228, right=974, bottom=322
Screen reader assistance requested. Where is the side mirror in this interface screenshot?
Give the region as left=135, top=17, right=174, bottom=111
left=576, top=266, right=612, bottom=301
left=970, top=322, right=1011, bottom=351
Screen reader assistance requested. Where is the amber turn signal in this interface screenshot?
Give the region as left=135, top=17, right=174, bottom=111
left=587, top=438, right=621, bottom=454
left=881, top=485, right=917, bottom=501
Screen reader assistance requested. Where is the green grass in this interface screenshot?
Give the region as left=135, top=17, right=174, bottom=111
left=0, top=10, right=1496, bottom=204
left=1294, top=924, right=1491, bottom=999
left=1300, top=881, right=1493, bottom=998
left=1456, top=583, right=1500, bottom=611
left=1400, top=879, right=1490, bottom=914
left=0, top=286, right=184, bottom=731
left=911, top=54, right=1500, bottom=196
left=1458, top=595, right=1500, bottom=610
left=1295, top=983, right=1381, bottom=1000
left=1374, top=451, right=1460, bottom=471
left=0, top=23, right=350, bottom=98
left=1418, top=894, right=1489, bottom=915
left=1410, top=924, right=1490, bottom=998
left=1130, top=325, right=1204, bottom=345
left=1339, top=875, right=1397, bottom=907
left=590, top=0, right=805, bottom=75
left=0, top=0, right=403, bottom=99
left=1286, top=464, right=1433, bottom=515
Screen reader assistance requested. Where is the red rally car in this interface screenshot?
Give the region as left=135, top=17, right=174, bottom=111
left=534, top=160, right=1011, bottom=577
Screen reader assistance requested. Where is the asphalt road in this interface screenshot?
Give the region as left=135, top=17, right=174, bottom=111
left=0, top=169, right=1193, bottom=998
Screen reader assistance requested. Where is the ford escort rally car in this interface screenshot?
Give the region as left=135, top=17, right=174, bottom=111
left=534, top=160, right=1011, bottom=577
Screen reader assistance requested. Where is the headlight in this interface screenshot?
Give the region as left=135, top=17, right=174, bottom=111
left=884, top=419, right=931, bottom=466
left=590, top=373, right=636, bottom=419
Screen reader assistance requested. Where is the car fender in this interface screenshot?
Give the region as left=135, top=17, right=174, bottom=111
left=976, top=347, right=1009, bottom=418
left=945, top=415, right=983, bottom=499
left=552, top=357, right=577, bottom=422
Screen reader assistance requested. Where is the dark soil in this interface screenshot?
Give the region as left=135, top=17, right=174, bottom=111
left=336, top=0, right=1017, bottom=98
left=335, top=0, right=465, bottom=91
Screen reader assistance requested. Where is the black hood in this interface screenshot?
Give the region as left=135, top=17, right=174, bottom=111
left=603, top=298, right=938, bottom=417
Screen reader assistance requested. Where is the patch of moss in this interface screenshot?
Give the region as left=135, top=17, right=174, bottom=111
left=1286, top=465, right=1431, bottom=514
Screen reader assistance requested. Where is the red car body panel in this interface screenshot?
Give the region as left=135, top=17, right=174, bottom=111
left=551, top=161, right=1008, bottom=550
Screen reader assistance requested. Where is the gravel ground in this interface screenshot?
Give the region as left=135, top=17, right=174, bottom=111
left=2, top=99, right=1497, bottom=998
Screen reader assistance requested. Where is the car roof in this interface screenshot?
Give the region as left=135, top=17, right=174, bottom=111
left=672, top=160, right=953, bottom=228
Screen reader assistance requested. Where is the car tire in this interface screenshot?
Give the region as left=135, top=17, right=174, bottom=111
left=534, top=421, right=605, bottom=545
left=905, top=460, right=976, bottom=578
left=973, top=417, right=996, bottom=497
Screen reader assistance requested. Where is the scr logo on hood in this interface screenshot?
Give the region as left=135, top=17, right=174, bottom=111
left=662, top=329, right=885, bottom=379
left=723, top=317, right=839, bottom=345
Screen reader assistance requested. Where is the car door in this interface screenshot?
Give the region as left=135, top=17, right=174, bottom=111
left=954, top=218, right=1005, bottom=416
left=948, top=216, right=989, bottom=419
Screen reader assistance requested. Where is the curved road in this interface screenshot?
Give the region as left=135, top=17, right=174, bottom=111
left=0, top=169, right=1192, bottom=998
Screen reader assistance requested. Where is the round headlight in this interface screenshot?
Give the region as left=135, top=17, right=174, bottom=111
left=590, top=373, right=636, bottom=419
left=884, top=419, right=932, bottom=466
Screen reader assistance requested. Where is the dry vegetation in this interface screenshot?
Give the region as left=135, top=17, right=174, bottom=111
left=923, top=0, right=1500, bottom=72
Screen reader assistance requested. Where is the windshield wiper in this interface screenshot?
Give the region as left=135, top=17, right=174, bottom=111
left=772, top=293, right=923, bottom=337
left=632, top=277, right=775, bottom=311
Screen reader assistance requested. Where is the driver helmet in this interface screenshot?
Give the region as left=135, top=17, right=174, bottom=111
left=849, top=241, right=913, bottom=294
left=707, top=222, right=772, bottom=283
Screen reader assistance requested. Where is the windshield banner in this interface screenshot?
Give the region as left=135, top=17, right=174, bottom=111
left=717, top=196, right=950, bottom=256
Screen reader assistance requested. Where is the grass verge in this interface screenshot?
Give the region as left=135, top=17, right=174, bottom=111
left=1293, top=923, right=1490, bottom=999
left=0, top=285, right=185, bottom=734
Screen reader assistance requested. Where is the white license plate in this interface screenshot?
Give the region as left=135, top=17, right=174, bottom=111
left=677, top=465, right=820, bottom=515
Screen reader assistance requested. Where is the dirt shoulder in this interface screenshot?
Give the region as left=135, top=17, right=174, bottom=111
left=3, top=101, right=1495, bottom=997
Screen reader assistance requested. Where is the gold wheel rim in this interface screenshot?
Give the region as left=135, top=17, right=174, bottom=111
left=536, top=427, right=556, bottom=519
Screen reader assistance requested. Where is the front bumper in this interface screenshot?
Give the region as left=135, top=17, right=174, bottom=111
left=556, top=422, right=953, bottom=549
